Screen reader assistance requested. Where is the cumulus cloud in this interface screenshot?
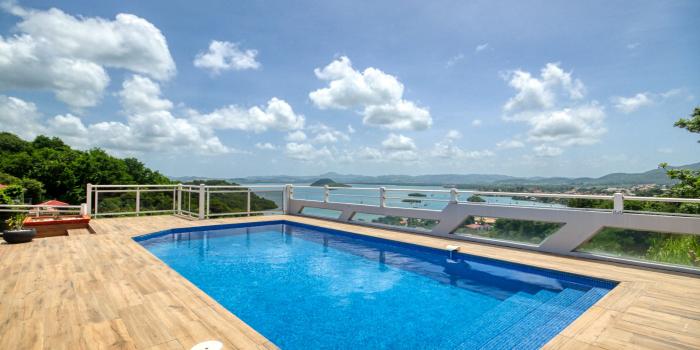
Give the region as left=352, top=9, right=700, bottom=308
left=612, top=93, right=652, bottom=113
left=502, top=62, right=603, bottom=156
left=471, top=119, right=482, bottom=127
left=0, top=3, right=175, bottom=109
left=446, top=129, right=462, bottom=140
left=308, top=124, right=350, bottom=144
left=255, top=142, right=276, bottom=150
left=381, top=133, right=416, bottom=151
left=0, top=94, right=43, bottom=138
left=309, top=56, right=432, bottom=130
left=527, top=103, right=606, bottom=146
left=612, top=89, right=684, bottom=114
left=431, top=131, right=493, bottom=160
left=284, top=142, right=332, bottom=161
left=533, top=144, right=563, bottom=157
left=496, top=139, right=525, bottom=149
left=475, top=43, right=489, bottom=53
left=193, top=97, right=305, bottom=133
left=285, top=130, right=307, bottom=142
left=503, top=63, right=585, bottom=115
left=194, top=40, right=260, bottom=74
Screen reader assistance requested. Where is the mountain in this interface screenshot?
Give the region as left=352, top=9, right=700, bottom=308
left=309, top=178, right=350, bottom=187
left=171, top=162, right=700, bottom=187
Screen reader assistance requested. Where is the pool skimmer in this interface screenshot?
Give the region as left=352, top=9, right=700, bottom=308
left=191, top=340, right=223, bottom=350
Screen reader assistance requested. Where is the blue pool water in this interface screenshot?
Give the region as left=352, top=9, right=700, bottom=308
left=136, top=221, right=616, bottom=350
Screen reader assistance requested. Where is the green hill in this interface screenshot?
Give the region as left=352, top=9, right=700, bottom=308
left=310, top=178, right=350, bottom=187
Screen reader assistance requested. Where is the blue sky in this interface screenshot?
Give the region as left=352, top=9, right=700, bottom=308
left=0, top=0, right=698, bottom=178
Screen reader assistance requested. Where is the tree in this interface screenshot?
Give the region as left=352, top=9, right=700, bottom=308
left=674, top=107, right=700, bottom=142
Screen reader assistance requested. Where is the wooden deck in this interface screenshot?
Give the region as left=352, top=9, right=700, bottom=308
left=1, top=215, right=698, bottom=349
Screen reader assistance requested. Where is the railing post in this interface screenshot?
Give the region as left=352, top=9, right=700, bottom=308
left=247, top=189, right=251, bottom=216
left=135, top=186, right=141, bottom=216
left=450, top=187, right=459, bottom=203
left=379, top=187, right=386, bottom=208
left=176, top=183, right=182, bottom=215
left=80, top=203, right=88, bottom=216
left=86, top=183, right=92, bottom=216
left=198, top=184, right=206, bottom=220
left=323, top=185, right=330, bottom=203
left=613, top=192, right=624, bottom=214
left=283, top=184, right=293, bottom=214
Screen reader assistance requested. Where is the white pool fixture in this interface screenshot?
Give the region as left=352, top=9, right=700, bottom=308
left=191, top=340, right=223, bottom=350
left=446, top=244, right=460, bottom=260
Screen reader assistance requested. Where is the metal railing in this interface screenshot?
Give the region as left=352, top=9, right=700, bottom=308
left=0, top=204, right=86, bottom=216
left=86, top=183, right=285, bottom=219
left=288, top=185, right=700, bottom=274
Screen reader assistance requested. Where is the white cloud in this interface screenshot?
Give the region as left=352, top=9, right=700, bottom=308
left=255, top=142, right=276, bottom=150
left=502, top=63, right=604, bottom=155
left=431, top=131, right=493, bottom=160
left=353, top=147, right=383, bottom=161
left=445, top=53, right=464, bottom=67
left=612, top=93, right=653, bottom=113
left=626, top=42, right=640, bottom=50
left=657, top=147, right=672, bottom=154
left=496, top=139, right=525, bottom=149
left=381, top=133, right=416, bottom=151
left=285, top=130, right=307, bottom=142
left=503, top=63, right=585, bottom=115
left=475, top=43, right=489, bottom=53
left=194, top=97, right=305, bottom=133
left=347, top=124, right=356, bottom=134
left=308, top=124, right=350, bottom=144
left=309, top=56, right=432, bottom=130
left=446, top=129, right=462, bottom=140
left=533, top=144, right=563, bottom=157
left=0, top=94, right=42, bottom=138
left=0, top=4, right=175, bottom=109
left=471, top=119, right=482, bottom=127
left=362, top=100, right=431, bottom=130
left=194, top=40, right=260, bottom=74
left=284, top=142, right=331, bottom=161
left=527, top=103, right=606, bottom=146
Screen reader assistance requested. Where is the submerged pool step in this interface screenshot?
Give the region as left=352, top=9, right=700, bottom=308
left=479, top=288, right=586, bottom=350
left=451, top=289, right=556, bottom=350
left=512, top=287, right=610, bottom=350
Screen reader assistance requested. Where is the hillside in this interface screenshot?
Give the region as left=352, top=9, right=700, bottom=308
left=215, top=162, right=700, bottom=187
left=310, top=178, right=350, bottom=187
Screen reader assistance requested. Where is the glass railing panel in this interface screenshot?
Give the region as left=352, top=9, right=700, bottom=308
left=451, top=216, right=564, bottom=245
left=251, top=189, right=283, bottom=212
left=208, top=191, right=248, bottom=216
left=576, top=227, right=700, bottom=268
left=140, top=190, right=175, bottom=212
left=97, top=192, right=136, bottom=215
left=300, top=207, right=342, bottom=219
left=350, top=212, right=439, bottom=231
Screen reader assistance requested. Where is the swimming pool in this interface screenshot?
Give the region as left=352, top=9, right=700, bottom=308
left=136, top=221, right=616, bottom=350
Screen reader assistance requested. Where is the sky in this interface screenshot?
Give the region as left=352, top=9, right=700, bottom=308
left=0, top=0, right=698, bottom=178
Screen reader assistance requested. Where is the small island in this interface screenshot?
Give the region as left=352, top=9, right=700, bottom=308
left=310, top=178, right=351, bottom=187
left=407, top=192, right=427, bottom=197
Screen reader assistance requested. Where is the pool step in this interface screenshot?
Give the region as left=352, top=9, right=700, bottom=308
left=511, top=287, right=609, bottom=350
left=451, top=289, right=556, bottom=350
left=479, top=288, right=586, bottom=350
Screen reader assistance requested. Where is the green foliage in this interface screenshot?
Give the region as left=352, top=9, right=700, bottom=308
left=579, top=228, right=700, bottom=267
left=4, top=213, right=27, bottom=231
left=0, top=132, right=171, bottom=204
left=454, top=216, right=563, bottom=244
left=0, top=184, right=24, bottom=204
left=467, top=195, right=486, bottom=202
left=184, top=179, right=279, bottom=214
left=674, top=106, right=700, bottom=142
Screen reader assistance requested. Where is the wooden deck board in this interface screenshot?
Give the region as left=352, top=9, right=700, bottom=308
left=1, top=214, right=699, bottom=349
